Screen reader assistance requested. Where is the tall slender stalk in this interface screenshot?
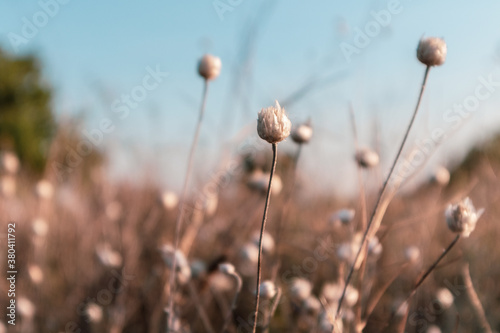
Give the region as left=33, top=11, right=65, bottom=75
left=252, top=143, right=278, bottom=333
left=335, top=66, right=431, bottom=324
left=221, top=271, right=243, bottom=333
left=167, top=80, right=210, bottom=331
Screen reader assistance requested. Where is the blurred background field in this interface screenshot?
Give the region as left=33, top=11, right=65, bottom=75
left=1, top=1, right=500, bottom=332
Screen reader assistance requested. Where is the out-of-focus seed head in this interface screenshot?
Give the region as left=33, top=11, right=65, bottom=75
left=86, top=302, right=103, bottom=323
left=218, top=262, right=236, bottom=275
left=431, top=166, right=450, bottom=186
left=257, top=101, right=291, bottom=144
left=259, top=280, right=277, bottom=300
left=96, top=244, right=123, bottom=268
left=319, top=310, right=343, bottom=333
left=161, top=191, right=178, bottom=210
left=302, top=296, right=321, bottom=314
left=35, top=179, right=54, bottom=200
left=210, top=272, right=234, bottom=292
left=251, top=231, right=275, bottom=254
left=355, top=148, right=379, bottom=168
left=368, top=236, right=383, bottom=257
left=159, top=244, right=191, bottom=284
left=435, top=288, right=454, bottom=309
left=445, top=197, right=484, bottom=237
left=417, top=37, right=447, bottom=67
left=190, top=259, right=207, bottom=279
left=404, top=246, right=421, bottom=263
left=105, top=201, right=122, bottom=221
left=1, top=151, right=19, bottom=174
left=329, top=208, right=355, bottom=227
left=289, top=278, right=313, bottom=303
left=32, top=218, right=49, bottom=237
left=0, top=175, right=16, bottom=197
left=198, top=54, right=221, bottom=80
left=291, top=122, right=313, bottom=144
left=426, top=325, right=442, bottom=333
left=247, top=170, right=282, bottom=195
left=239, top=243, right=259, bottom=276
left=28, top=264, right=44, bottom=285
left=17, top=297, right=36, bottom=319
left=392, top=299, right=408, bottom=318
left=203, top=193, right=218, bottom=217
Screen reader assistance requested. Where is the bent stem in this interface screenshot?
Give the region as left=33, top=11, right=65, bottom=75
left=221, top=272, right=243, bottom=333
left=167, top=80, right=210, bottom=331
left=335, top=66, right=431, bottom=324
left=252, top=143, right=278, bottom=333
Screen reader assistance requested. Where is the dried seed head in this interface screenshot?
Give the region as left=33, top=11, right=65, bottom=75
left=417, top=37, right=447, bottom=66
left=105, top=201, right=122, bottom=221
left=218, top=262, right=236, bottom=275
left=426, top=325, right=442, bottom=333
left=291, top=122, right=313, bottom=144
left=0, top=175, right=16, bottom=197
left=86, top=302, right=103, bottom=323
left=1, top=151, right=19, bottom=174
left=257, top=101, right=291, bottom=144
left=404, top=246, right=421, bottom=263
left=198, top=54, right=221, bottom=80
left=28, top=264, right=44, bottom=285
left=289, top=278, right=313, bottom=302
left=368, top=236, right=383, bottom=257
left=329, top=208, right=355, bottom=227
left=32, top=218, right=48, bottom=237
left=247, top=170, right=282, bottom=195
left=302, top=296, right=321, bottom=313
left=355, top=148, right=379, bottom=168
left=259, top=280, right=277, bottom=300
left=96, top=244, right=123, bottom=268
left=445, top=197, right=483, bottom=237
left=161, top=191, right=178, bottom=210
left=35, top=179, right=54, bottom=200
left=159, top=244, right=191, bottom=284
left=431, top=166, right=450, bottom=186
left=17, top=297, right=36, bottom=319
left=251, top=231, right=275, bottom=254
left=190, top=259, right=207, bottom=278
left=435, top=288, right=454, bottom=309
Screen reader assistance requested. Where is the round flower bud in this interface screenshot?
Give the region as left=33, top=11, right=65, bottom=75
left=251, top=231, right=275, bottom=254
left=445, top=197, right=484, bottom=237
left=86, top=302, right=103, bottom=323
left=17, top=297, right=36, bottom=319
left=32, top=218, right=48, bottom=237
left=257, top=101, right=291, bottom=144
left=426, top=325, right=441, bottom=333
left=1, top=151, right=19, bottom=174
left=289, top=278, right=313, bottom=302
left=218, top=262, right=236, bottom=275
left=161, top=191, right=178, bottom=210
left=291, top=122, right=313, bottom=144
left=431, top=166, right=450, bottom=186
left=35, top=179, right=54, bottom=200
left=198, top=54, right=221, bottom=80
left=404, top=246, right=421, bottom=263
left=355, top=148, right=379, bottom=168
left=259, top=280, right=277, bottom=300
left=417, top=37, right=447, bottom=67
left=329, top=208, right=355, bottom=227
left=435, top=288, right=454, bottom=310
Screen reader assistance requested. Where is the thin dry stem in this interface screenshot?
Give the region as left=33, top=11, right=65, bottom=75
left=462, top=263, right=492, bottom=333
left=335, top=66, right=431, bottom=324
left=167, top=80, right=210, bottom=331
left=252, top=143, right=278, bottom=333
left=221, top=272, right=243, bottom=333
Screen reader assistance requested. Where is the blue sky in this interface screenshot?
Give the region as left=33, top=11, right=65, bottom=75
left=1, top=0, right=500, bottom=194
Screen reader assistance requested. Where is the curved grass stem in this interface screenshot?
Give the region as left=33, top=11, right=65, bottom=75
left=252, top=143, right=278, bottom=333
left=335, top=66, right=431, bottom=325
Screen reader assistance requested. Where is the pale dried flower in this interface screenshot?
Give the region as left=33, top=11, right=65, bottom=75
left=321, top=282, right=358, bottom=307
left=303, top=296, right=321, bottom=313
left=405, top=246, right=421, bottom=263
left=291, top=122, right=313, bottom=144
left=203, top=193, right=218, bottom=217
left=431, top=166, right=450, bottom=186
left=259, top=280, right=277, bottom=300
left=248, top=170, right=282, bottom=195
left=289, top=278, right=313, bottom=302
left=198, top=54, right=221, bottom=80
left=86, top=302, right=103, bottom=323
left=35, top=179, right=54, bottom=200
left=417, top=37, right=447, bottom=66
left=1, top=151, right=19, bottom=174
left=0, top=175, right=16, bottom=197
left=28, top=264, right=44, bottom=285
left=210, top=272, right=234, bottom=292
left=251, top=231, right=275, bottom=254
left=368, top=236, right=383, bottom=257
left=426, top=325, right=442, bottom=333
left=161, top=191, right=178, bottom=210
left=159, top=244, right=191, bottom=285
left=17, top=297, right=35, bottom=319
left=257, top=101, right=291, bottom=144
left=355, top=147, right=379, bottom=168
left=96, top=244, right=123, bottom=268
left=445, top=197, right=484, bottom=237
left=218, top=262, right=236, bottom=275
left=32, top=218, right=48, bottom=237
left=435, top=288, right=454, bottom=310
left=392, top=299, right=408, bottom=317
left=329, top=208, right=355, bottom=227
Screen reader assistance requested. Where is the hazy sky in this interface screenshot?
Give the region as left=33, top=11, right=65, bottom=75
left=1, top=0, right=500, bottom=195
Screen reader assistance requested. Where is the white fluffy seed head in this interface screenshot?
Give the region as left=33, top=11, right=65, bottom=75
left=329, top=208, right=355, bottom=227
left=417, top=37, right=447, bottom=66
left=17, top=297, right=36, bottom=319
left=259, top=280, right=277, bottom=300
left=1, top=151, right=19, bottom=174
left=161, top=191, right=179, bottom=210
left=86, top=302, right=103, bottom=323
left=435, top=288, right=454, bottom=309
left=291, top=122, right=313, bottom=144
left=289, top=278, right=313, bottom=302
left=247, top=170, right=282, bottom=195
left=32, top=218, right=49, bottom=237
left=426, top=325, right=442, bottom=333
left=218, top=262, right=236, bottom=275
left=445, top=197, right=484, bottom=237
left=302, top=296, right=321, bottom=313
left=257, top=101, right=291, bottom=144
left=198, top=54, right=221, bottom=80
left=28, top=264, right=44, bottom=285
left=0, top=175, right=16, bottom=197
left=159, top=244, right=191, bottom=284
left=355, top=148, right=379, bottom=168
left=431, top=166, right=450, bottom=186
left=96, top=244, right=123, bottom=268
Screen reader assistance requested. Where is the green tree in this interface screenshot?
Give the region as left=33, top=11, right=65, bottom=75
left=0, top=48, right=55, bottom=173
